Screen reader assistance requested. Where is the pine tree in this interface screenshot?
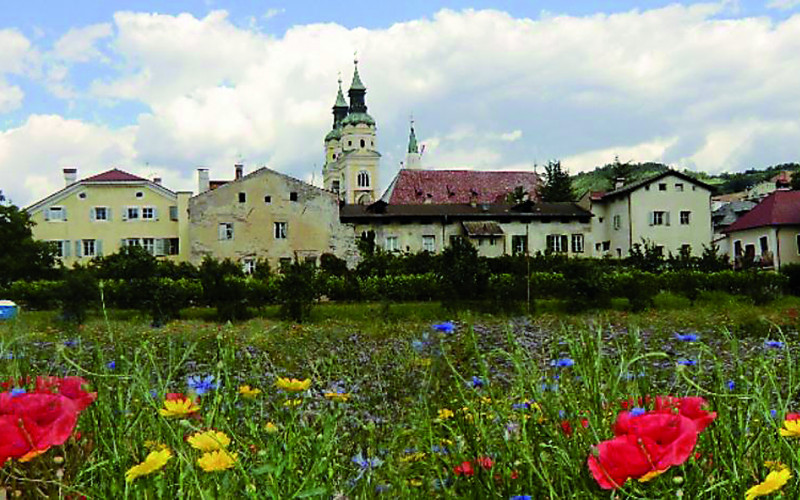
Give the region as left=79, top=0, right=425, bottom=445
left=540, top=160, right=574, bottom=202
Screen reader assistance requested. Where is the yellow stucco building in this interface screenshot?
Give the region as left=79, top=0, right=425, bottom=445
left=26, top=168, right=190, bottom=266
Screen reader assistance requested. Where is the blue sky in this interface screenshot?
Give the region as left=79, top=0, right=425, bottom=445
left=1, top=1, right=800, bottom=205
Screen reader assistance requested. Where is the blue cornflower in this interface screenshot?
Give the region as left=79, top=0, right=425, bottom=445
left=187, top=375, right=218, bottom=396
left=551, top=358, right=574, bottom=368
left=771, top=409, right=778, bottom=418
left=106, top=360, right=116, bottom=370
left=3, top=352, right=13, bottom=360
left=765, top=340, right=785, bottom=349
left=510, top=496, right=533, bottom=500
left=63, top=339, right=78, bottom=347
left=403, top=448, right=417, bottom=454
left=10, top=388, right=26, bottom=397
left=375, top=484, right=391, bottom=493
left=630, top=407, right=646, bottom=417
left=512, top=402, right=531, bottom=410
left=471, top=376, right=486, bottom=388
left=149, top=389, right=158, bottom=399
left=433, top=322, right=455, bottom=333
left=675, top=333, right=699, bottom=342
left=727, top=380, right=735, bottom=391
left=431, top=445, right=450, bottom=454
left=677, top=359, right=697, bottom=366
left=558, top=410, right=566, bottom=418
left=352, top=452, right=383, bottom=469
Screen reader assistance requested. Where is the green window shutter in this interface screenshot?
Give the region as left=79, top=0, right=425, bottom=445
left=154, top=207, right=159, bottom=220
left=665, top=212, right=671, bottom=226
left=155, top=238, right=165, bottom=256
left=75, top=240, right=82, bottom=258
left=169, top=206, right=178, bottom=220
left=44, top=209, right=50, bottom=221
left=96, top=240, right=103, bottom=256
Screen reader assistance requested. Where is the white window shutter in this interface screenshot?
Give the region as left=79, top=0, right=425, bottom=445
left=96, top=240, right=103, bottom=256
left=107, top=207, right=112, bottom=221
left=75, top=240, right=82, bottom=257
left=665, top=212, right=671, bottom=226
left=649, top=212, right=655, bottom=226
left=63, top=240, right=71, bottom=257
left=90, top=208, right=95, bottom=221
left=44, top=209, right=50, bottom=221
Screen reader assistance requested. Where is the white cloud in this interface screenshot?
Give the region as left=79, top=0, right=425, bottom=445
left=5, top=5, right=800, bottom=205
left=767, top=0, right=800, bottom=10
left=0, top=29, right=37, bottom=113
left=53, top=23, right=113, bottom=62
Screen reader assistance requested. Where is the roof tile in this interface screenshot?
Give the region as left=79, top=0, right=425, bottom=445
left=386, top=169, right=540, bottom=205
left=723, top=190, right=800, bottom=233
left=83, top=168, right=148, bottom=183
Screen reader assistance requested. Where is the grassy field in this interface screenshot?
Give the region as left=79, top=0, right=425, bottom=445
left=2, top=295, right=800, bottom=498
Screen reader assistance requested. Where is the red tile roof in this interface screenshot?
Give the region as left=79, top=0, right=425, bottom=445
left=385, top=169, right=541, bottom=205
left=723, top=190, right=800, bottom=233
left=83, top=168, right=148, bottom=183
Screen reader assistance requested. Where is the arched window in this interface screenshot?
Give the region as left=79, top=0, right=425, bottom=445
left=360, top=139, right=366, bottom=148
left=357, top=171, right=370, bottom=188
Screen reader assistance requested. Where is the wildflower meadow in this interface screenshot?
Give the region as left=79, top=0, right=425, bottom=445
left=2, top=298, right=800, bottom=498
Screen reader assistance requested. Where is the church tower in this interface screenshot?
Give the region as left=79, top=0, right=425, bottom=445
left=404, top=119, right=422, bottom=170
left=322, top=77, right=349, bottom=197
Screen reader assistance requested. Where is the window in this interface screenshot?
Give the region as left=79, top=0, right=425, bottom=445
left=219, top=222, right=234, bottom=240
left=332, top=181, right=340, bottom=194
left=125, top=238, right=141, bottom=247
left=680, top=211, right=690, bottom=225
left=78, top=192, right=87, bottom=199
left=386, top=236, right=398, bottom=252
left=681, top=244, right=691, bottom=254
left=304, top=256, right=317, bottom=266
left=93, top=207, right=108, bottom=221
left=47, top=206, right=66, bottom=221
left=613, top=214, right=621, bottom=230
left=759, top=236, right=769, bottom=253
left=511, top=235, right=528, bottom=255
left=136, top=191, right=144, bottom=198
left=289, top=192, right=298, bottom=202
left=239, top=192, right=246, bottom=203
left=142, top=238, right=155, bottom=255
left=675, top=183, right=684, bottom=192
left=169, top=206, right=178, bottom=221
left=603, top=241, right=611, bottom=251
left=645, top=184, right=650, bottom=191
left=651, top=211, right=668, bottom=226
left=449, top=235, right=465, bottom=247
left=546, top=234, right=568, bottom=253
left=654, top=245, right=664, bottom=257
left=347, top=140, right=352, bottom=147
left=422, top=235, right=435, bottom=253
left=279, top=258, right=292, bottom=270
left=357, top=171, right=370, bottom=188
left=659, top=183, right=667, bottom=191
left=734, top=240, right=743, bottom=256
left=360, top=139, right=365, bottom=148
left=52, top=240, right=69, bottom=258
left=126, top=207, right=140, bottom=220
left=82, top=239, right=96, bottom=257
left=264, top=195, right=272, bottom=203
left=142, top=207, right=155, bottom=220
left=274, top=222, right=287, bottom=239
left=616, top=248, right=622, bottom=258
left=166, top=238, right=179, bottom=255
left=242, top=258, right=256, bottom=275
left=571, top=234, right=584, bottom=253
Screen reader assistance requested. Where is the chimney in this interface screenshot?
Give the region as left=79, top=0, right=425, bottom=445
left=234, top=163, right=243, bottom=180
left=614, top=177, right=626, bottom=190
left=63, top=168, right=77, bottom=186
left=197, top=168, right=210, bottom=194
left=153, top=177, right=162, bottom=185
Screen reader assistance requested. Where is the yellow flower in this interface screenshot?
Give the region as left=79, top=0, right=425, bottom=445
left=400, top=452, right=427, bottom=463
left=276, top=377, right=311, bottom=392
left=159, top=397, right=199, bottom=417
left=197, top=450, right=238, bottom=472
left=765, top=460, right=789, bottom=471
left=283, top=398, right=302, bottom=408
left=407, top=479, right=423, bottom=487
left=265, top=422, right=279, bottom=434
left=188, top=430, right=231, bottom=452
left=480, top=396, right=492, bottom=405
left=414, top=357, right=432, bottom=367
left=437, top=408, right=454, bottom=420
left=144, top=441, right=169, bottom=451
left=324, top=392, right=351, bottom=403
left=746, top=468, right=792, bottom=500
left=125, top=449, right=173, bottom=482
left=238, top=385, right=261, bottom=398
left=779, top=419, right=800, bottom=437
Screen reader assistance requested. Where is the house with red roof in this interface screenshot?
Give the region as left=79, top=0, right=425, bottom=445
left=722, top=189, right=800, bottom=269
left=25, top=168, right=191, bottom=266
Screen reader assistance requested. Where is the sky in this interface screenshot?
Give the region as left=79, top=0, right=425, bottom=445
left=1, top=0, right=800, bottom=205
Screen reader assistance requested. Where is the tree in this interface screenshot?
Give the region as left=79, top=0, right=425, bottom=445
left=0, top=200, right=58, bottom=287
left=539, top=160, right=574, bottom=202
left=791, top=170, right=800, bottom=191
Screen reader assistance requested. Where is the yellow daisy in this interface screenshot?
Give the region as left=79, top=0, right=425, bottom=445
left=779, top=419, right=800, bottom=437
left=197, top=450, right=238, bottom=472
left=324, top=392, right=350, bottom=403
left=187, top=430, right=231, bottom=452
left=159, top=397, right=199, bottom=418
left=746, top=468, right=792, bottom=500
left=275, top=377, right=311, bottom=392
left=265, top=422, right=279, bottom=434
left=238, top=385, right=261, bottom=398
left=125, top=449, right=173, bottom=482
left=437, top=408, right=454, bottom=420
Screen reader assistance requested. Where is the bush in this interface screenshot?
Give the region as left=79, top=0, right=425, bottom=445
left=278, top=261, right=320, bottom=322
left=780, top=263, right=800, bottom=296
left=60, top=265, right=98, bottom=324
left=439, top=239, right=489, bottom=302
left=608, top=271, right=660, bottom=312
left=661, top=270, right=708, bottom=304
left=6, top=280, right=62, bottom=310
left=199, top=257, right=249, bottom=321
left=560, top=259, right=611, bottom=312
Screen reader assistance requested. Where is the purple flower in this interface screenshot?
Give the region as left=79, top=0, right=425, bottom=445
left=765, top=340, right=785, bottom=349
left=677, top=359, right=697, bottom=366
left=10, top=388, right=26, bottom=397
left=511, top=496, right=532, bottom=500
left=675, top=333, right=699, bottom=342
left=433, top=322, right=455, bottom=334
left=187, top=375, right=218, bottom=395
left=352, top=452, right=383, bottom=469
left=106, top=360, right=116, bottom=370
left=727, top=380, right=735, bottom=391
left=471, top=376, right=485, bottom=388
left=512, top=402, right=531, bottom=410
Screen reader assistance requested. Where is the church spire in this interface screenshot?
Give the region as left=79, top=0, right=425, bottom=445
left=332, top=75, right=348, bottom=126
left=404, top=116, right=422, bottom=170
left=407, top=117, right=419, bottom=154
left=348, top=56, right=368, bottom=114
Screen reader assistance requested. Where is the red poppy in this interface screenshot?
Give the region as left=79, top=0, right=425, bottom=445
left=454, top=461, right=474, bottom=476
left=653, top=396, right=716, bottom=432
left=476, top=456, right=494, bottom=469
left=587, top=434, right=655, bottom=489
left=581, top=418, right=589, bottom=428
left=786, top=412, right=800, bottom=421
left=561, top=420, right=573, bottom=436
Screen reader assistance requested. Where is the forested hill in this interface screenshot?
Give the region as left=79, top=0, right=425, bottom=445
left=571, top=161, right=800, bottom=196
